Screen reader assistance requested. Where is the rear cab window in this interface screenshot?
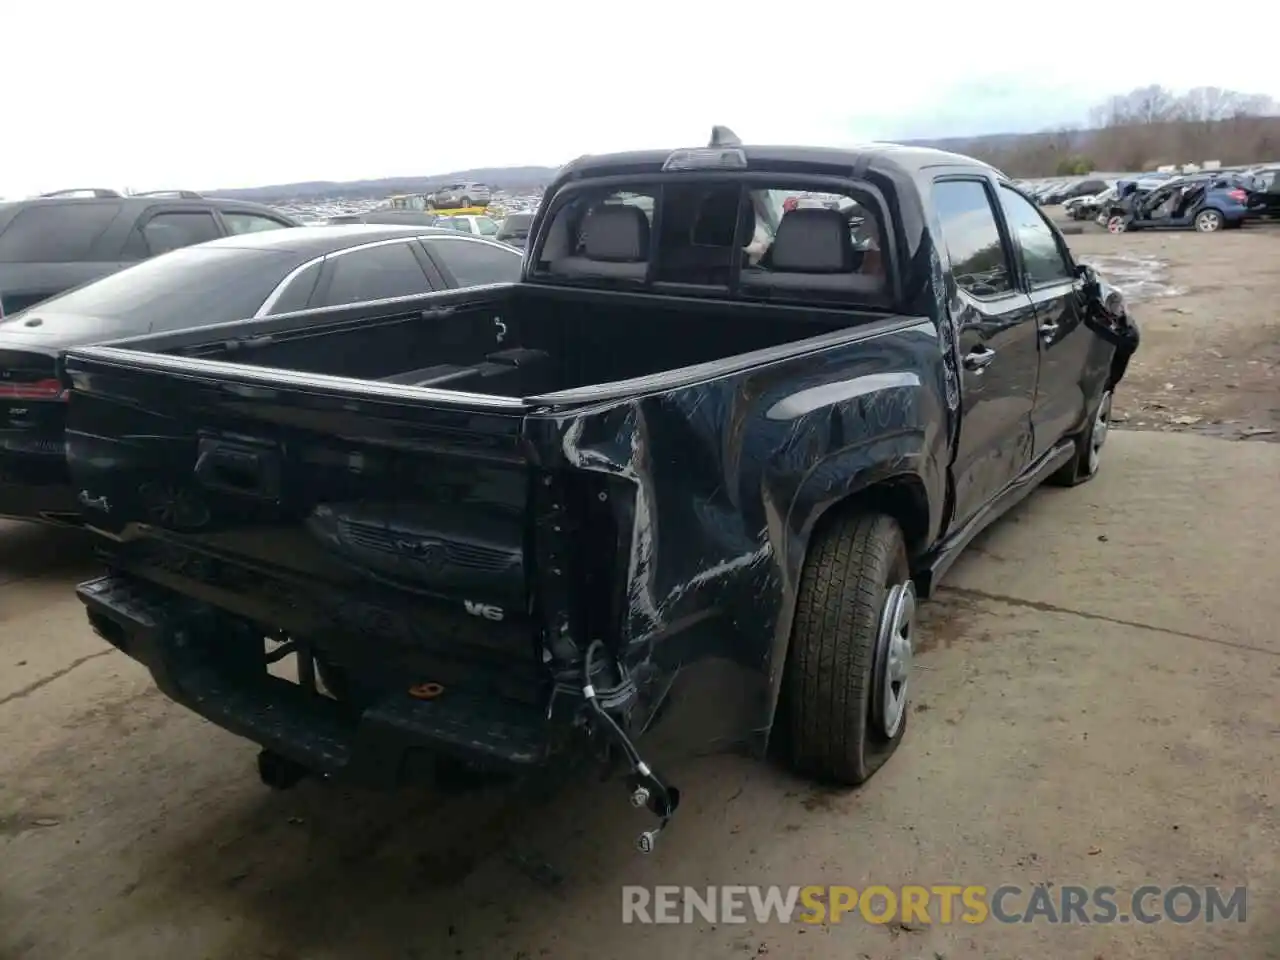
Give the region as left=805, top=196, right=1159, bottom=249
left=0, top=202, right=123, bottom=262
left=529, top=177, right=891, bottom=305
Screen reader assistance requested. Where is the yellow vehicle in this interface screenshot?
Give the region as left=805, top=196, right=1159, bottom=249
left=428, top=206, right=490, bottom=216
left=383, top=194, right=490, bottom=217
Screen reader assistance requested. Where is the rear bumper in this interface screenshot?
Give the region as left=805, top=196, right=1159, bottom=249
left=77, top=572, right=561, bottom=788
left=0, top=445, right=79, bottom=524
left=0, top=478, right=79, bottom=524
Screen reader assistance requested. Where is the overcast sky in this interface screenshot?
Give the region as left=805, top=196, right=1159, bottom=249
left=6, top=0, right=1280, bottom=197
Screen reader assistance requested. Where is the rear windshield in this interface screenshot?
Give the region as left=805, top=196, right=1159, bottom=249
left=0, top=246, right=294, bottom=332
left=0, top=201, right=122, bottom=262
left=530, top=179, right=889, bottom=305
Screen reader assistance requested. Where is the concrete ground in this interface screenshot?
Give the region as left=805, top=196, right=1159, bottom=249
left=3, top=429, right=1278, bottom=960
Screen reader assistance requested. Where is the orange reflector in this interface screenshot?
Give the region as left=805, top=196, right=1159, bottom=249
left=408, top=682, right=445, bottom=700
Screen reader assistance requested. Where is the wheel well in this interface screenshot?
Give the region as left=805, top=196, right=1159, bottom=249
left=811, top=476, right=930, bottom=560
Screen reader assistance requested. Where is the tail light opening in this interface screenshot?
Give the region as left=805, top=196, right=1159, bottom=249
left=0, top=378, right=67, bottom=401
left=1227, top=188, right=1248, bottom=203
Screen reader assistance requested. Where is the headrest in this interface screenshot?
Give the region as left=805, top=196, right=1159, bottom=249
left=767, top=208, right=856, bottom=273
left=581, top=204, right=650, bottom=262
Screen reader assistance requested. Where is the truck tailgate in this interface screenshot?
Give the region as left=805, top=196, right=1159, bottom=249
left=62, top=346, right=544, bottom=702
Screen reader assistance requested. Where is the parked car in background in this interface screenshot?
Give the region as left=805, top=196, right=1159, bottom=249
left=1030, top=179, right=1069, bottom=204
left=428, top=182, right=492, bottom=209
left=1243, top=165, right=1280, bottom=218
left=1065, top=184, right=1117, bottom=220
left=1105, top=174, right=1253, bottom=233
left=435, top=213, right=501, bottom=237
left=0, top=224, right=521, bottom=527
left=494, top=211, right=535, bottom=247
left=0, top=189, right=300, bottom=318
left=1044, top=178, right=1110, bottom=205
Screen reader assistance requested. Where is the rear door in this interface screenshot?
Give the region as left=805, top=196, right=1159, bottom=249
left=932, top=177, right=1041, bottom=526
left=125, top=206, right=222, bottom=257
left=995, top=184, right=1095, bottom=459
left=217, top=209, right=296, bottom=235
left=307, top=238, right=437, bottom=308
left=420, top=235, right=523, bottom=289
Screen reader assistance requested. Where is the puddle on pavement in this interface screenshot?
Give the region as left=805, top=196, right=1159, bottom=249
left=1080, top=254, right=1185, bottom=303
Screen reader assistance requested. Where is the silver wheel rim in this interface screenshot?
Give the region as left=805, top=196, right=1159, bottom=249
left=874, top=580, right=915, bottom=738
left=1197, top=211, right=1221, bottom=232
left=1088, top=391, right=1112, bottom=475
left=1107, top=217, right=1125, bottom=233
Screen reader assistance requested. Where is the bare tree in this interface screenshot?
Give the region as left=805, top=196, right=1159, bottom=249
left=957, top=84, right=1280, bottom=176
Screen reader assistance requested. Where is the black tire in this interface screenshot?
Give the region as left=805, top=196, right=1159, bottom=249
left=1049, top=385, right=1113, bottom=487
left=782, top=512, right=912, bottom=785
left=460, top=196, right=472, bottom=208
left=1194, top=208, right=1223, bottom=233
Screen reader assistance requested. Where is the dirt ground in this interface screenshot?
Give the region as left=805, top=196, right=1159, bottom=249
left=1061, top=216, right=1280, bottom=441
left=3, top=227, right=1280, bottom=960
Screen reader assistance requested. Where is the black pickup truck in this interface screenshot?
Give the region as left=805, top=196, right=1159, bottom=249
left=62, top=133, right=1137, bottom=853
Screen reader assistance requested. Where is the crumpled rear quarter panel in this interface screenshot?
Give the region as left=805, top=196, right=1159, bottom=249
left=533, top=318, right=949, bottom=758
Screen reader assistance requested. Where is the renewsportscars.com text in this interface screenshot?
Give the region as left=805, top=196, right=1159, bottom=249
left=621, top=884, right=1246, bottom=925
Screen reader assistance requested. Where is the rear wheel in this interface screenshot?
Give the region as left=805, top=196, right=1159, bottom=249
left=460, top=196, right=473, bottom=208
left=1106, top=215, right=1127, bottom=233
left=781, top=512, right=912, bottom=785
left=1195, top=209, right=1223, bottom=233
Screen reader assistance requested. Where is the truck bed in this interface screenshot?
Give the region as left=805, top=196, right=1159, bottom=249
left=106, top=282, right=887, bottom=402
left=60, top=277, right=946, bottom=782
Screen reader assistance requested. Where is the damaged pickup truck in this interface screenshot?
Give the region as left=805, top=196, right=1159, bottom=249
left=63, top=132, right=1137, bottom=853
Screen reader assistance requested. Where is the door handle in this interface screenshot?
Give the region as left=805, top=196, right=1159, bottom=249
left=1039, top=321, right=1060, bottom=340
left=963, top=345, right=996, bottom=372
left=421, top=306, right=456, bottom=319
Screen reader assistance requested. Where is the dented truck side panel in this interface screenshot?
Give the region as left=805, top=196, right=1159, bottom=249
left=530, top=316, right=949, bottom=755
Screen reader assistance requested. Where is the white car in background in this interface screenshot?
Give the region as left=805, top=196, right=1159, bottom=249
left=434, top=214, right=501, bottom=238
left=428, top=182, right=492, bottom=209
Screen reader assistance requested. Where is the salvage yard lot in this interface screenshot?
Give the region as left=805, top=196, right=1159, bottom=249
left=3, top=225, right=1279, bottom=960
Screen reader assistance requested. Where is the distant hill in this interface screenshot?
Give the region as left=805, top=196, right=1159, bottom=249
left=902, top=131, right=1088, bottom=155
left=202, top=132, right=1069, bottom=204
left=203, top=116, right=1280, bottom=203
left=206, top=166, right=561, bottom=203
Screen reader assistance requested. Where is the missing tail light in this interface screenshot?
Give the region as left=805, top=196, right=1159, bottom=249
left=1227, top=188, right=1248, bottom=203
left=0, top=378, right=67, bottom=400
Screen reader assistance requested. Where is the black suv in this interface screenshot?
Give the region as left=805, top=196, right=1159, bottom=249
left=0, top=188, right=301, bottom=317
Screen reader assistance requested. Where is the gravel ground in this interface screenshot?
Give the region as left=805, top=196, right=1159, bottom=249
left=1061, top=213, right=1280, bottom=442
left=2, top=223, right=1279, bottom=959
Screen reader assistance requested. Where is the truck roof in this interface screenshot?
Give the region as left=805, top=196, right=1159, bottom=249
left=557, top=142, right=1001, bottom=182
